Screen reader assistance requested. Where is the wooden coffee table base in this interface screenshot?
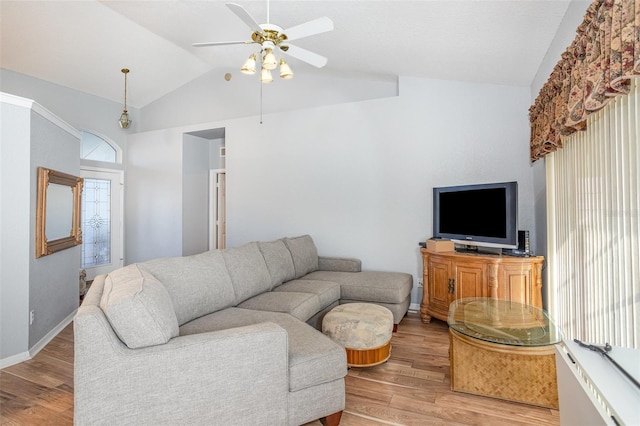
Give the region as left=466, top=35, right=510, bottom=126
left=449, top=329, right=558, bottom=408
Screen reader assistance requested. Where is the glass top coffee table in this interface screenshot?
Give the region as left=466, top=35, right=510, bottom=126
left=447, top=297, right=561, bottom=408
left=448, top=297, right=562, bottom=347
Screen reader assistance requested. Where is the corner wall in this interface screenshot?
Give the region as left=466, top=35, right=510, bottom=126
left=1, top=94, right=80, bottom=366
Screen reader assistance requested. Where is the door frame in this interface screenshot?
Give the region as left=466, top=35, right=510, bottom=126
left=209, top=169, right=226, bottom=250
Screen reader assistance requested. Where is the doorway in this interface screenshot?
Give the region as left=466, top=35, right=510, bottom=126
left=80, top=168, right=124, bottom=280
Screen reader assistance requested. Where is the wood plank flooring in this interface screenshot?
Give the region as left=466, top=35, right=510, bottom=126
left=0, top=313, right=559, bottom=425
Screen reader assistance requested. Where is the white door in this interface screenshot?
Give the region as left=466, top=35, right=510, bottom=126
left=80, top=168, right=124, bottom=280
left=209, top=169, right=226, bottom=249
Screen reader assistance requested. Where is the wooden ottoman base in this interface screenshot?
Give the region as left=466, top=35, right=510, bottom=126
left=450, top=329, right=558, bottom=408
left=346, top=341, right=391, bottom=367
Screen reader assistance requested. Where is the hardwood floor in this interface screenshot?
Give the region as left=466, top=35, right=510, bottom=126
left=0, top=313, right=559, bottom=425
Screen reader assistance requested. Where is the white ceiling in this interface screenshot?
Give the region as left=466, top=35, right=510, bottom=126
left=0, top=1, right=573, bottom=109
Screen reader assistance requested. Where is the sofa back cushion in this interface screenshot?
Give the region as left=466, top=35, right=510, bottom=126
left=284, top=235, right=319, bottom=279
left=222, top=242, right=272, bottom=304
left=140, top=250, right=235, bottom=325
left=100, top=264, right=179, bottom=349
left=258, top=239, right=296, bottom=288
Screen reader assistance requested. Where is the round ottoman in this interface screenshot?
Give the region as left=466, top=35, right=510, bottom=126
left=322, top=303, right=394, bottom=367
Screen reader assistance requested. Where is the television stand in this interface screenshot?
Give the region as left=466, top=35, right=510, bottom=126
left=419, top=249, right=544, bottom=323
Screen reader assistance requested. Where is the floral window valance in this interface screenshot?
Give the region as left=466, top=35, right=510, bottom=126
left=529, top=0, right=639, bottom=162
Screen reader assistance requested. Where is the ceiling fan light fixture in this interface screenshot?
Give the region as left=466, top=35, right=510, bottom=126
left=118, top=68, right=132, bottom=129
left=260, top=68, right=273, bottom=83
left=262, top=48, right=277, bottom=70
left=240, top=54, right=257, bottom=74
left=279, top=58, right=294, bottom=79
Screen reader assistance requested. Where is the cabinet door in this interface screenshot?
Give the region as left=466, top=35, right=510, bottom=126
left=429, top=258, right=452, bottom=316
left=454, top=263, right=486, bottom=299
left=498, top=263, right=534, bottom=305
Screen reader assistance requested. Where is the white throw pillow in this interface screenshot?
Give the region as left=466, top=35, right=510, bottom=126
left=100, top=264, right=179, bottom=349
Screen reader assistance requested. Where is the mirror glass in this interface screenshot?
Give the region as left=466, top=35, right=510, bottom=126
left=45, top=183, right=73, bottom=240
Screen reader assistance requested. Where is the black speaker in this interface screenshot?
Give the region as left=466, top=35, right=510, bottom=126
left=517, top=230, right=530, bottom=255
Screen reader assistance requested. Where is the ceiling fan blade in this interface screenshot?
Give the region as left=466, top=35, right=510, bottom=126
left=283, top=17, right=334, bottom=42
left=282, top=44, right=328, bottom=68
left=226, top=3, right=262, bottom=33
left=193, top=40, right=253, bottom=47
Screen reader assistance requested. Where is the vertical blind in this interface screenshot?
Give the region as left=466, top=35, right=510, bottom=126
left=546, top=79, right=639, bottom=349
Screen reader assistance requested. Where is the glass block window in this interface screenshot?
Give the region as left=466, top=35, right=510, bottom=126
left=81, top=178, right=111, bottom=268
left=80, top=131, right=117, bottom=163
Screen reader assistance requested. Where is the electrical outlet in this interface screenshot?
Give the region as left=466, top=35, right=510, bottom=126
left=418, top=280, right=423, bottom=287
left=29, top=310, right=35, bottom=325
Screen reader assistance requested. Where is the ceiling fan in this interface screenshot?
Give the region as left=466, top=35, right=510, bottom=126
left=193, top=2, right=333, bottom=81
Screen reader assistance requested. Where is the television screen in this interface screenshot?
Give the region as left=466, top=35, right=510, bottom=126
left=433, top=181, right=517, bottom=249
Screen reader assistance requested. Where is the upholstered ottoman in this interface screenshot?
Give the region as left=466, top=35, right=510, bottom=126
left=322, top=303, right=394, bottom=367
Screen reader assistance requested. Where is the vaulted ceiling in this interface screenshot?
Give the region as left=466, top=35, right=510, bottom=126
left=1, top=1, right=575, bottom=108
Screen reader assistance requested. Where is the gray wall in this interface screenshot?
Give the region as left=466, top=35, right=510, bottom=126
left=182, top=134, right=210, bottom=256
left=0, top=69, right=138, bottom=155
left=0, top=94, right=80, bottom=363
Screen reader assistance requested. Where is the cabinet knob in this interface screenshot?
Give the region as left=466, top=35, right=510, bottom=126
left=448, top=278, right=455, bottom=294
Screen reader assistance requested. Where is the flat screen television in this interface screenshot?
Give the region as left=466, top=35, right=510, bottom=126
left=433, top=181, right=518, bottom=250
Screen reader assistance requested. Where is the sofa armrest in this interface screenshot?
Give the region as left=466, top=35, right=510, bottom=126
left=74, top=305, right=289, bottom=426
left=318, top=256, right=362, bottom=272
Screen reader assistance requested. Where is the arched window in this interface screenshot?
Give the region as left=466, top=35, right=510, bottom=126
left=80, top=131, right=121, bottom=163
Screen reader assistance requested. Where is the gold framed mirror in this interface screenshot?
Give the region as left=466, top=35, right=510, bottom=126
left=36, top=167, right=83, bottom=258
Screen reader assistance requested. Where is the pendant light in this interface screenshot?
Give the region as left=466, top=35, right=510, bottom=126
left=118, top=68, right=132, bottom=129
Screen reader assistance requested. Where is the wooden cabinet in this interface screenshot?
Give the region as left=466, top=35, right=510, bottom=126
left=420, top=249, right=544, bottom=323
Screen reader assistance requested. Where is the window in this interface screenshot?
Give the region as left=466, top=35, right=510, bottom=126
left=546, top=80, right=639, bottom=349
left=81, top=178, right=111, bottom=268
left=80, top=131, right=118, bottom=163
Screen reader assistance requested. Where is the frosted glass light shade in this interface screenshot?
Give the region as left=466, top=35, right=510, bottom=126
left=262, top=48, right=277, bottom=70
left=260, top=68, right=273, bottom=83
left=279, top=58, right=293, bottom=79
left=240, top=54, right=256, bottom=74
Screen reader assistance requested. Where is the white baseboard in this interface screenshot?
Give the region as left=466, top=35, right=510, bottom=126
left=0, top=351, right=31, bottom=369
left=409, top=303, right=421, bottom=312
left=0, top=309, right=76, bottom=369
left=29, top=309, right=77, bottom=358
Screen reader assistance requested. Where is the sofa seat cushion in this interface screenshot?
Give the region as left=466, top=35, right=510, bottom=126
left=237, top=292, right=320, bottom=322
left=300, top=271, right=413, bottom=304
left=140, top=250, right=235, bottom=325
left=284, top=235, right=319, bottom=279
left=258, top=239, right=296, bottom=288
left=222, top=242, right=272, bottom=304
left=179, top=308, right=347, bottom=392
left=273, top=280, right=341, bottom=308
left=100, top=264, right=179, bottom=349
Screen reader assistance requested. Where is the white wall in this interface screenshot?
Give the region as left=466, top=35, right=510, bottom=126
left=140, top=67, right=397, bottom=132
left=126, top=76, right=535, bottom=308
left=0, top=98, right=31, bottom=362
left=125, top=128, right=184, bottom=264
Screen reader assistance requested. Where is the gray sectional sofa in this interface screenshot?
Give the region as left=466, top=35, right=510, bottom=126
left=74, top=235, right=413, bottom=426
